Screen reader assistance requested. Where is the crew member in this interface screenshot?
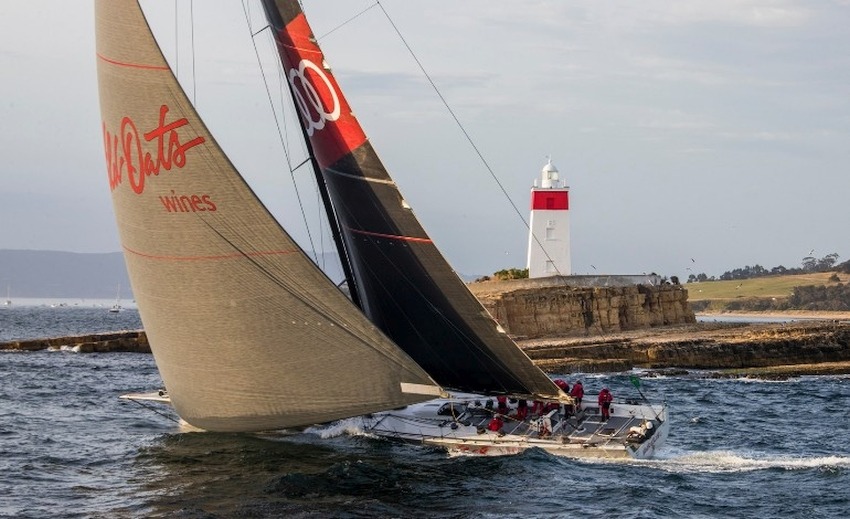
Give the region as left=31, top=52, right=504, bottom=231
left=598, top=387, right=613, bottom=421
left=496, top=396, right=509, bottom=416
left=628, top=421, right=654, bottom=440
left=487, top=414, right=504, bottom=433
left=554, top=379, right=569, bottom=393
left=514, top=399, right=528, bottom=421
left=531, top=400, right=545, bottom=416
left=570, top=380, right=584, bottom=408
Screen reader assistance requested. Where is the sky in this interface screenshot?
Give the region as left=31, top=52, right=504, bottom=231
left=1, top=0, right=849, bottom=281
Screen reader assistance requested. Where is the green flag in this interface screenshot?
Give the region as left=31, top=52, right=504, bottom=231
left=630, top=375, right=641, bottom=388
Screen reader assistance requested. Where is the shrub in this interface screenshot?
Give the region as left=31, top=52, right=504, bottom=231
left=493, top=268, right=529, bottom=281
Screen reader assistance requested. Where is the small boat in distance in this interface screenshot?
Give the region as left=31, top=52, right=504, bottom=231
left=3, top=285, right=10, bottom=307
left=108, top=285, right=122, bottom=313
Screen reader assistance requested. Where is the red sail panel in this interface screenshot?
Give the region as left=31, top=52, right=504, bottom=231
left=531, top=190, right=569, bottom=211
left=272, top=13, right=367, bottom=170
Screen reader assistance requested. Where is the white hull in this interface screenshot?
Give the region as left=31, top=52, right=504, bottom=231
left=361, top=395, right=668, bottom=459
left=121, top=390, right=668, bottom=459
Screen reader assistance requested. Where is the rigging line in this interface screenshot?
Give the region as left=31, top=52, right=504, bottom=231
left=375, top=1, right=528, bottom=231
left=292, top=157, right=311, bottom=170
left=196, top=216, right=427, bottom=376
left=315, top=176, right=326, bottom=271
left=190, top=0, right=197, bottom=105
left=240, top=2, right=320, bottom=261
left=125, top=398, right=182, bottom=425
left=374, top=2, right=570, bottom=283
left=258, top=1, right=364, bottom=308
left=315, top=2, right=380, bottom=41
left=174, top=2, right=179, bottom=77
left=271, top=34, right=332, bottom=269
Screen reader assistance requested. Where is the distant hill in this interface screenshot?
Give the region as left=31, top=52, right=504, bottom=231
left=0, top=250, right=131, bottom=299
left=0, top=249, right=358, bottom=300
left=0, top=248, right=483, bottom=300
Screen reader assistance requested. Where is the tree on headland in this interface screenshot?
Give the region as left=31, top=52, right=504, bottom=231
left=801, top=256, right=818, bottom=272
left=818, top=253, right=840, bottom=271
left=492, top=268, right=529, bottom=281
left=688, top=253, right=843, bottom=283
left=687, top=272, right=714, bottom=283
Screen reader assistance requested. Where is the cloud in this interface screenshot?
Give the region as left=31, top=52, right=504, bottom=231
left=651, top=1, right=811, bottom=28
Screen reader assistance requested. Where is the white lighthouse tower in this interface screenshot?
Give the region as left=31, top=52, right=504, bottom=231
left=526, top=159, right=571, bottom=278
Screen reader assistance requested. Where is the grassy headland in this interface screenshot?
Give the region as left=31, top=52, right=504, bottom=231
left=686, top=271, right=850, bottom=317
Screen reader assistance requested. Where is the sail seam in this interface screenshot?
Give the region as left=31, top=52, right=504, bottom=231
left=193, top=217, right=436, bottom=381
left=122, top=245, right=298, bottom=262
left=348, top=228, right=432, bottom=244
left=326, top=167, right=396, bottom=186
left=279, top=42, right=322, bottom=56
left=96, top=53, right=169, bottom=71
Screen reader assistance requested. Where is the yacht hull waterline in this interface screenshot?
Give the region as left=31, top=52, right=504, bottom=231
left=123, top=391, right=668, bottom=459
left=361, top=396, right=668, bottom=459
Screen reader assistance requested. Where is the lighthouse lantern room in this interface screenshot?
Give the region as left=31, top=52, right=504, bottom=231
left=526, top=159, right=571, bottom=278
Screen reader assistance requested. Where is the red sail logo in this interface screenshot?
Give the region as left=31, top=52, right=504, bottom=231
left=103, top=104, right=205, bottom=194
left=288, top=59, right=341, bottom=136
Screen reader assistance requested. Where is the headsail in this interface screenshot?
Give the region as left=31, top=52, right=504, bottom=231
left=261, top=1, right=561, bottom=399
left=95, top=0, right=440, bottom=432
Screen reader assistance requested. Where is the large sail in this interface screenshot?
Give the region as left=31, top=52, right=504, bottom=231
left=95, top=0, right=440, bottom=432
left=261, top=1, right=561, bottom=399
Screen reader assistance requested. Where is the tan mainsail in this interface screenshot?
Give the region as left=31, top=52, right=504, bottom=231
left=95, top=0, right=439, bottom=432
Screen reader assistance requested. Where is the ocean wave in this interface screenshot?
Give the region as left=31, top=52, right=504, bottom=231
left=307, top=418, right=371, bottom=439
left=651, top=449, right=850, bottom=473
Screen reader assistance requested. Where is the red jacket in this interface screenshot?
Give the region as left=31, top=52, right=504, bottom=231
left=487, top=416, right=504, bottom=431
left=570, top=383, right=584, bottom=399
left=598, top=388, right=613, bottom=406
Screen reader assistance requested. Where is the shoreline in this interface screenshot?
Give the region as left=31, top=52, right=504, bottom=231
left=3, top=317, right=850, bottom=380
left=520, top=319, right=850, bottom=379
left=695, top=310, right=850, bottom=321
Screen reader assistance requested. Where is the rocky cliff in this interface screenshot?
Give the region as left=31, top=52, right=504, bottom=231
left=469, top=279, right=695, bottom=339
left=0, top=330, right=149, bottom=353
left=519, top=321, right=850, bottom=376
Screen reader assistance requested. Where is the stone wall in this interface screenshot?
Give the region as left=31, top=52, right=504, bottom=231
left=0, top=330, right=149, bottom=352
left=469, top=280, right=695, bottom=338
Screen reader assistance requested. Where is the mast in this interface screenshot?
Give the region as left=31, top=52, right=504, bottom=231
left=260, top=0, right=362, bottom=308
left=260, top=0, right=563, bottom=400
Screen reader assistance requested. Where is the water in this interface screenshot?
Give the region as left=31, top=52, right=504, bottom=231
left=695, top=314, right=818, bottom=324
left=0, top=299, right=141, bottom=342
left=2, top=307, right=850, bottom=517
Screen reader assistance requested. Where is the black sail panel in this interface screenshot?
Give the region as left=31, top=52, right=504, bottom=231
left=262, top=1, right=560, bottom=399
left=326, top=145, right=556, bottom=396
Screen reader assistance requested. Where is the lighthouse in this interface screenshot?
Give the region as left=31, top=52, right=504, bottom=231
left=526, top=159, right=571, bottom=278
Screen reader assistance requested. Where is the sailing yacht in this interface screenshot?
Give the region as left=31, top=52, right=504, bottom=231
left=108, top=285, right=122, bottom=313
left=98, top=0, right=667, bottom=458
